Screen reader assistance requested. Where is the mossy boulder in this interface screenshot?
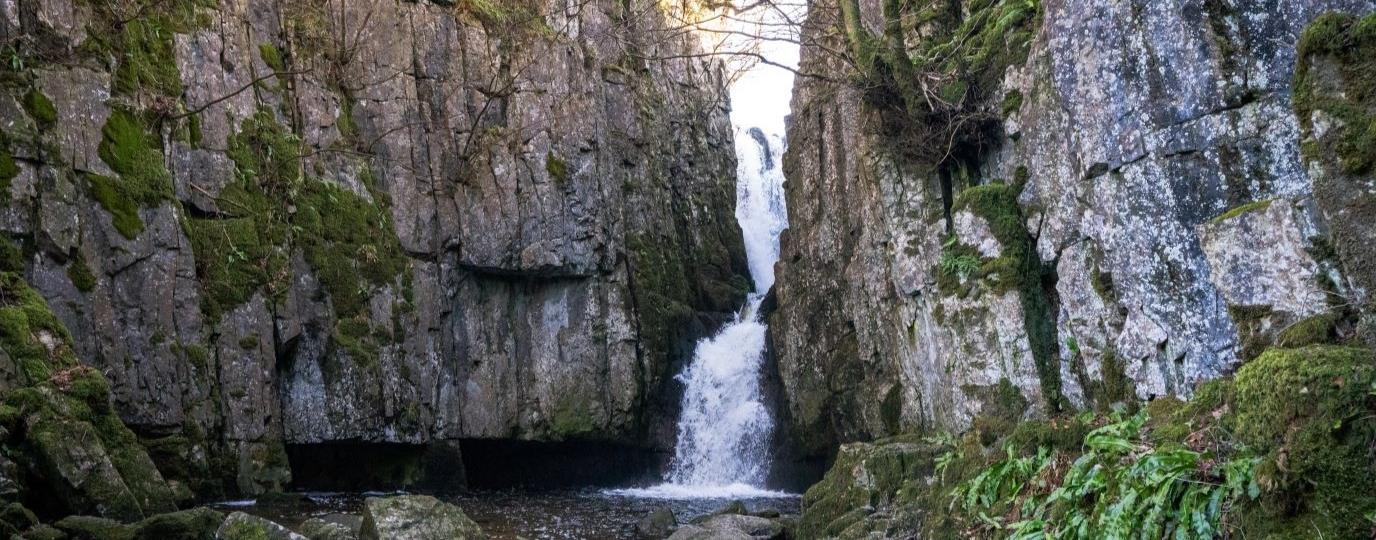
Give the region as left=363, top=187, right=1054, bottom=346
left=54, top=515, right=134, bottom=540
left=216, top=511, right=304, bottom=540
left=0, top=271, right=177, bottom=521
left=0, top=502, right=39, bottom=537
left=798, top=434, right=942, bottom=538
left=129, top=507, right=223, bottom=540
left=1226, top=346, right=1376, bottom=538
left=5, top=370, right=177, bottom=521
left=359, top=495, right=483, bottom=540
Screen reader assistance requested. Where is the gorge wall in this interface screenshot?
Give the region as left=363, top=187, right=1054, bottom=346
left=771, top=0, right=1376, bottom=459
left=0, top=0, right=750, bottom=503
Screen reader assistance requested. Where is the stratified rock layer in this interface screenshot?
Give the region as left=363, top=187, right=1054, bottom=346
left=0, top=0, right=749, bottom=497
left=771, top=0, right=1376, bottom=460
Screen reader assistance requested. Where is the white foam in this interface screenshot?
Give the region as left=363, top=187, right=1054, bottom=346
left=605, top=483, right=798, bottom=500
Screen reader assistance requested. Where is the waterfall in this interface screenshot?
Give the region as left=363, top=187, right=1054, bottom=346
left=661, top=125, right=789, bottom=492
left=611, top=57, right=795, bottom=504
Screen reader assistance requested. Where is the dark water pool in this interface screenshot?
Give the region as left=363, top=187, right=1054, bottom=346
left=217, top=489, right=800, bottom=539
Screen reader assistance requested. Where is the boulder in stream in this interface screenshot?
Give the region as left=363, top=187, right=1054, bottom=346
left=634, top=506, right=676, bottom=539
left=359, top=495, right=483, bottom=540
left=298, top=516, right=358, bottom=540
left=216, top=512, right=305, bottom=540
left=667, top=514, right=785, bottom=540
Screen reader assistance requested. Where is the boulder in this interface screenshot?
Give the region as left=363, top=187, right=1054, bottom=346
left=54, top=515, right=133, bottom=540
left=18, top=524, right=66, bottom=540
left=359, top=495, right=483, bottom=540
left=634, top=506, right=676, bottom=539
left=131, top=507, right=224, bottom=540
left=298, top=516, right=357, bottom=540
left=0, top=502, right=39, bottom=536
left=667, top=514, right=784, bottom=540
left=216, top=512, right=306, bottom=540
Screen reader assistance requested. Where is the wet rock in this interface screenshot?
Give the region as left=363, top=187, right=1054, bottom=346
left=298, top=516, right=357, bottom=540
left=54, top=515, right=133, bottom=540
left=634, top=506, right=676, bottom=539
left=130, top=507, right=224, bottom=540
left=0, top=502, right=39, bottom=536
left=667, top=514, right=784, bottom=540
left=359, top=495, right=483, bottom=540
left=18, top=524, right=66, bottom=540
left=715, top=501, right=747, bottom=516
left=216, top=512, right=305, bottom=540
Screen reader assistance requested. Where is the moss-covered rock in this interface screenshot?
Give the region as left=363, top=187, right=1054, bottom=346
left=55, top=515, right=134, bottom=540
left=0, top=272, right=78, bottom=387
left=1227, top=346, right=1376, bottom=539
left=216, top=511, right=302, bottom=540
left=1294, top=12, right=1376, bottom=318
left=0, top=502, right=39, bottom=537
left=799, top=345, right=1376, bottom=539
left=90, top=109, right=174, bottom=239
left=360, top=495, right=483, bottom=540
left=129, top=507, right=223, bottom=540
left=186, top=108, right=408, bottom=375
left=952, top=183, right=1065, bottom=413
left=0, top=271, right=177, bottom=522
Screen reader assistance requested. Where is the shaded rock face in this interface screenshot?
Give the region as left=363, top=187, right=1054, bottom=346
left=771, top=0, right=1376, bottom=459
left=0, top=0, right=748, bottom=497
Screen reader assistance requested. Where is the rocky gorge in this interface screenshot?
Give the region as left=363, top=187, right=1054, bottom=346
left=0, top=0, right=1373, bottom=538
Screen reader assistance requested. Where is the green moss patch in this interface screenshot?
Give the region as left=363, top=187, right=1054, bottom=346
left=953, top=182, right=1065, bottom=413
left=21, top=90, right=56, bottom=127
left=89, top=109, right=174, bottom=239
left=0, top=236, right=24, bottom=273
left=67, top=255, right=97, bottom=293
left=1209, top=198, right=1274, bottom=224
left=0, top=272, right=78, bottom=385
left=186, top=109, right=407, bottom=369
left=545, top=152, right=568, bottom=184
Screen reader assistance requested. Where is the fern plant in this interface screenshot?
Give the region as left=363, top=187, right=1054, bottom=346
left=939, top=237, right=983, bottom=280
left=954, top=411, right=1261, bottom=539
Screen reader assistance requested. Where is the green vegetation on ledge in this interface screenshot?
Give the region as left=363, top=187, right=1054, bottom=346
left=185, top=109, right=408, bottom=368
left=951, top=181, right=1066, bottom=413
left=798, top=345, right=1376, bottom=539
left=838, top=0, right=1040, bottom=168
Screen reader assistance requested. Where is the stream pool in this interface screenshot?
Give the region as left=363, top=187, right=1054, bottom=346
left=216, top=489, right=801, bottom=539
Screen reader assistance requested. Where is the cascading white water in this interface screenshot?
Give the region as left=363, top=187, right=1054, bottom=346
left=660, top=125, right=789, bottom=492
left=611, top=2, right=799, bottom=498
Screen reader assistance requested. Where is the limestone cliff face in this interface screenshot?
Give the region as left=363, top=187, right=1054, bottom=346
left=771, top=0, right=1376, bottom=459
left=0, top=0, right=748, bottom=496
